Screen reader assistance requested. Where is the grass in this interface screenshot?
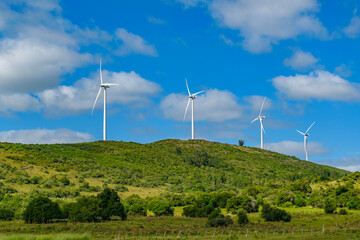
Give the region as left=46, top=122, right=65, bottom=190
left=0, top=208, right=358, bottom=239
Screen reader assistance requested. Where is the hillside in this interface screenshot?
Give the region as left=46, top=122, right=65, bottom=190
left=0, top=139, right=349, bottom=199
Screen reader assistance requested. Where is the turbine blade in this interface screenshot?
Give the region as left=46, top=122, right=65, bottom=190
left=100, top=58, right=103, bottom=85
left=193, top=90, right=205, bottom=96
left=185, top=78, right=191, bottom=96
left=183, top=98, right=191, bottom=121
left=259, top=96, right=266, bottom=116
left=305, top=121, right=316, bottom=134
left=91, top=87, right=102, bottom=115
left=251, top=117, right=259, bottom=123
left=296, top=130, right=305, bottom=135
left=103, top=83, right=119, bottom=86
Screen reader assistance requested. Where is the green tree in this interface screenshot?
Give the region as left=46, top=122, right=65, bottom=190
left=261, top=204, right=291, bottom=222
left=324, top=198, right=337, bottom=214
left=68, top=196, right=101, bottom=222
left=23, top=196, right=62, bottom=223
left=97, top=188, right=126, bottom=220
left=152, top=202, right=174, bottom=216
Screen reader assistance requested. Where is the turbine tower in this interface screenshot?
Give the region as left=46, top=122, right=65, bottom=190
left=183, top=78, right=205, bottom=139
left=297, top=122, right=316, bottom=161
left=251, top=97, right=266, bottom=149
left=91, top=59, right=119, bottom=141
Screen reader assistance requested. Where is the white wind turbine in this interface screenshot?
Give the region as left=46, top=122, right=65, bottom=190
left=183, top=78, right=205, bottom=140
left=251, top=97, right=266, bottom=149
left=297, top=122, right=316, bottom=161
left=91, top=59, right=119, bottom=141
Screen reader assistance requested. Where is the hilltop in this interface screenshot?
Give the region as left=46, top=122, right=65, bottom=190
left=0, top=139, right=348, bottom=199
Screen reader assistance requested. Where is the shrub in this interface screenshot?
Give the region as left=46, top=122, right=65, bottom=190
left=347, top=197, right=360, bottom=210
left=206, top=210, right=233, bottom=227
left=226, top=195, right=258, bottom=213
left=294, top=197, right=307, bottom=207
left=59, top=176, right=70, bottom=186
left=237, top=209, right=249, bottom=225
left=324, top=198, right=337, bottom=214
left=97, top=188, right=126, bottom=220
left=261, top=204, right=291, bottom=222
left=338, top=208, right=348, bottom=215
left=335, top=186, right=348, bottom=196
left=23, top=196, right=62, bottom=223
left=276, top=190, right=296, bottom=206
left=152, top=202, right=174, bottom=216
left=68, top=196, right=101, bottom=222
left=0, top=207, right=14, bottom=220
left=183, top=204, right=215, bottom=218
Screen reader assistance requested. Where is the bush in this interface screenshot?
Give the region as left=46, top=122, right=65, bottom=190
left=226, top=195, right=258, bottom=213
left=183, top=204, right=215, bottom=218
left=261, top=204, right=291, bottom=222
left=0, top=207, right=14, bottom=220
left=347, top=197, right=360, bottom=210
left=68, top=196, right=101, bottom=222
left=23, top=196, right=62, bottom=223
left=324, top=198, right=337, bottom=214
left=294, top=197, right=307, bottom=207
left=206, top=210, right=233, bottom=227
left=338, top=208, right=348, bottom=215
left=97, top=188, right=126, bottom=220
left=152, top=202, right=174, bottom=216
left=237, top=209, right=249, bottom=225
left=335, top=186, right=348, bottom=196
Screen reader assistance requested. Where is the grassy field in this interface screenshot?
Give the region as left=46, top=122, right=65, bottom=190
left=0, top=207, right=359, bottom=239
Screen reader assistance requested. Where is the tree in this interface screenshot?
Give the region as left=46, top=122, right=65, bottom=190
left=97, top=188, right=126, bottom=220
left=23, top=196, right=62, bottom=223
left=324, top=198, right=337, bottom=214
left=261, top=204, right=291, bottom=222
left=68, top=196, right=101, bottom=222
left=237, top=208, right=249, bottom=225
left=152, top=202, right=174, bottom=216
left=238, top=140, right=244, bottom=146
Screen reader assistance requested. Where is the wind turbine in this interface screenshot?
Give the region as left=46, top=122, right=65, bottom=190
left=297, top=122, right=316, bottom=161
left=183, top=78, right=205, bottom=140
left=251, top=97, right=266, bottom=149
left=91, top=59, right=119, bottom=141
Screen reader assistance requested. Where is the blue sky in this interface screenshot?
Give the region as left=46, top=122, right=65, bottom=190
left=0, top=0, right=359, bottom=171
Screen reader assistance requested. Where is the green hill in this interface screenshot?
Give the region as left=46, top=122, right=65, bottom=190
left=0, top=139, right=348, bottom=199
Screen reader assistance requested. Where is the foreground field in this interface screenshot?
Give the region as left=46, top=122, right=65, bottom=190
left=0, top=208, right=359, bottom=239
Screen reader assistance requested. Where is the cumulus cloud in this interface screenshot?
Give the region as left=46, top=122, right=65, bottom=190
left=272, top=70, right=360, bottom=101
left=115, top=28, right=158, bottom=56
left=0, top=38, right=92, bottom=93
left=0, top=93, right=40, bottom=114
left=209, top=0, right=328, bottom=53
left=0, top=129, right=93, bottom=144
left=37, top=70, right=161, bottom=116
left=343, top=16, right=360, bottom=38
left=319, top=156, right=360, bottom=172
left=283, top=50, right=319, bottom=71
left=264, top=140, right=329, bottom=157
left=160, top=89, right=242, bottom=122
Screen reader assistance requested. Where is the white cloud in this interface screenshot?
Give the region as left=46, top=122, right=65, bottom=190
left=272, top=70, right=360, bottom=101
left=209, top=0, right=328, bottom=53
left=148, top=16, right=166, bottom=25
left=0, top=38, right=92, bottom=93
left=319, top=157, right=360, bottom=172
left=0, top=129, right=93, bottom=144
left=343, top=16, right=360, bottom=38
left=115, top=28, right=158, bottom=56
left=160, top=89, right=242, bottom=122
left=264, top=140, right=329, bottom=157
left=283, top=50, right=319, bottom=71
left=38, top=70, right=161, bottom=116
left=0, top=93, right=40, bottom=114
left=334, top=64, right=352, bottom=77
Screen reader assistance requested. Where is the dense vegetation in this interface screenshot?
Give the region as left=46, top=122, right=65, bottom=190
left=0, top=139, right=360, bottom=238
